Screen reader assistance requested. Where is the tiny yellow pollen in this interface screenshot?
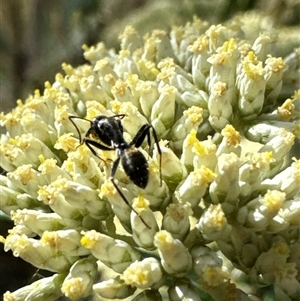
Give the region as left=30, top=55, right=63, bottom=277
left=11, top=165, right=35, bottom=185
left=100, top=181, right=116, bottom=198
left=112, top=79, right=127, bottom=96
left=94, top=58, right=110, bottom=71
left=157, top=58, right=176, bottom=69
left=155, top=230, right=172, bottom=244
left=186, top=129, right=196, bottom=145
left=157, top=66, right=175, bottom=82
left=55, top=133, right=79, bottom=152
left=184, top=106, right=204, bottom=124
left=265, top=55, right=285, bottom=73
left=262, top=190, right=285, bottom=212
left=221, top=124, right=241, bottom=146
left=212, top=81, right=227, bottom=97
left=277, top=98, right=294, bottom=121
left=126, top=73, right=139, bottom=87
left=80, top=236, right=96, bottom=249
left=39, top=154, right=45, bottom=164
left=41, top=231, right=58, bottom=248
left=243, top=61, right=264, bottom=80
left=133, top=194, right=149, bottom=210
left=62, top=278, right=84, bottom=300
left=193, top=140, right=207, bottom=155
left=245, top=51, right=257, bottom=63
left=110, top=100, right=122, bottom=113
left=104, top=73, right=116, bottom=86
left=123, top=266, right=149, bottom=286
left=193, top=166, right=216, bottom=185
left=189, top=35, right=209, bottom=53
left=119, top=25, right=137, bottom=40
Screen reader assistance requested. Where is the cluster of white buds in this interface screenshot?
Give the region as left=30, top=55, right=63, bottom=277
left=1, top=12, right=299, bottom=301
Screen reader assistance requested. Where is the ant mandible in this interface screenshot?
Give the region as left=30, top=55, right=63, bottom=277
left=69, top=114, right=162, bottom=227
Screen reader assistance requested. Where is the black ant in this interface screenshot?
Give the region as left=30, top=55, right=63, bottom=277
left=69, top=114, right=162, bottom=228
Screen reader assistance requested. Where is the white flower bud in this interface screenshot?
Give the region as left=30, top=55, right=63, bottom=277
left=0, top=133, right=60, bottom=170
left=136, top=80, right=159, bottom=119
left=0, top=185, right=40, bottom=215
left=237, top=190, right=286, bottom=231
left=258, top=129, right=295, bottom=163
left=100, top=180, right=135, bottom=229
left=191, top=245, right=229, bottom=286
left=170, top=106, right=204, bottom=154
left=38, top=158, right=72, bottom=183
left=150, top=85, right=176, bottom=132
left=79, top=75, right=109, bottom=105
left=122, top=257, right=164, bottom=289
left=62, top=145, right=105, bottom=189
left=208, top=81, right=233, bottom=130
left=153, top=140, right=187, bottom=190
left=264, top=55, right=285, bottom=102
left=189, top=35, right=211, bottom=89
left=82, top=42, right=109, bottom=64
left=250, top=240, right=300, bottom=298
left=41, top=229, right=88, bottom=257
left=158, top=63, right=207, bottom=108
left=197, top=204, right=228, bottom=241
left=181, top=129, right=217, bottom=171
left=236, top=51, right=266, bottom=120
left=8, top=165, right=46, bottom=199
left=3, top=274, right=64, bottom=301
left=216, top=124, right=241, bottom=156
left=62, top=257, right=97, bottom=300
left=11, top=209, right=64, bottom=236
left=154, top=230, right=192, bottom=277
left=46, top=177, right=108, bottom=219
left=207, top=39, right=239, bottom=97
left=252, top=34, right=272, bottom=60
left=209, top=153, right=240, bottom=214
left=175, top=166, right=216, bottom=207
left=93, top=276, right=136, bottom=299
left=162, top=203, right=192, bottom=240
left=239, top=151, right=274, bottom=200
left=4, top=231, right=75, bottom=273
left=131, top=195, right=159, bottom=249
left=37, top=182, right=83, bottom=227
left=81, top=230, right=141, bottom=273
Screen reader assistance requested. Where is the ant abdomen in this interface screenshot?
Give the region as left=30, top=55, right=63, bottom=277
left=121, top=147, right=149, bottom=189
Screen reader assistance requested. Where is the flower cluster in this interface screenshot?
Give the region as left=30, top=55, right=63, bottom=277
left=1, top=14, right=300, bottom=301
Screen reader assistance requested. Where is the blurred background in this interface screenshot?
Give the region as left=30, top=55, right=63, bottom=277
left=0, top=0, right=299, bottom=299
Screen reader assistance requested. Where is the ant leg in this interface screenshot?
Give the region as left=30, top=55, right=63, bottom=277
left=84, top=138, right=114, bottom=166
left=69, top=115, right=92, bottom=144
left=110, top=157, right=151, bottom=228
left=148, top=125, right=162, bottom=186
left=130, top=124, right=162, bottom=186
